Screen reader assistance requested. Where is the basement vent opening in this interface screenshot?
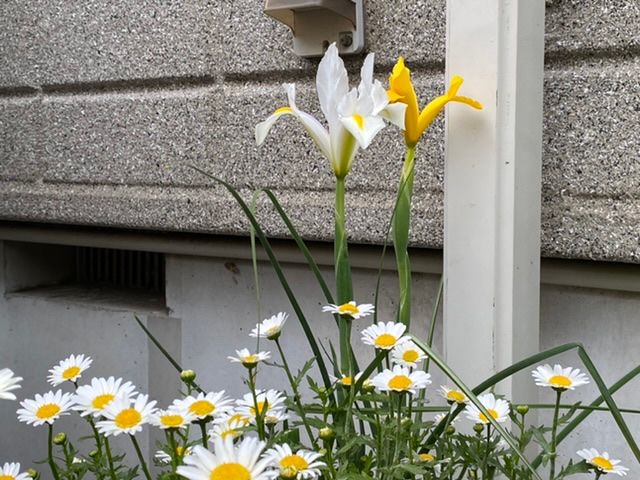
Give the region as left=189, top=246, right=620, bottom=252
left=4, top=241, right=166, bottom=312
left=74, top=246, right=164, bottom=293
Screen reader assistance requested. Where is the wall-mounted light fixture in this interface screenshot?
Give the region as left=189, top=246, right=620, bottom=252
left=264, top=0, right=364, bottom=57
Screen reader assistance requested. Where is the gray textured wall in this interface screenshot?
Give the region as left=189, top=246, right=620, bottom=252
left=0, top=1, right=638, bottom=262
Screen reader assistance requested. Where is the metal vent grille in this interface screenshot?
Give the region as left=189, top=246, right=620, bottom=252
left=74, top=246, right=164, bottom=293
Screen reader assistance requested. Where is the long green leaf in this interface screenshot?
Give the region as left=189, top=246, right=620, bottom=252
left=134, top=315, right=205, bottom=393
left=410, top=336, right=542, bottom=480
left=191, top=166, right=334, bottom=398
left=256, top=187, right=360, bottom=374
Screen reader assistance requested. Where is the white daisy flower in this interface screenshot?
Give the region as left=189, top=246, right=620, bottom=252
left=150, top=407, right=196, bottom=429
left=391, top=341, right=427, bottom=368
left=532, top=364, right=589, bottom=391
left=0, top=368, right=23, bottom=401
left=236, top=390, right=286, bottom=423
left=265, top=443, right=326, bottom=479
left=172, top=391, right=234, bottom=421
left=47, top=354, right=93, bottom=386
left=371, top=365, right=431, bottom=394
left=330, top=373, right=354, bottom=387
left=439, top=385, right=468, bottom=405
left=577, top=448, right=629, bottom=476
left=464, top=393, right=510, bottom=424
left=434, top=412, right=458, bottom=425
left=73, top=377, right=137, bottom=417
left=209, top=416, right=248, bottom=440
left=155, top=447, right=192, bottom=465
left=264, top=409, right=289, bottom=425
left=177, top=438, right=271, bottom=480
left=0, top=463, right=30, bottom=480
left=361, top=321, right=411, bottom=350
left=322, top=301, right=375, bottom=319
left=96, top=394, right=157, bottom=436
left=228, top=349, right=272, bottom=368
left=17, top=390, right=75, bottom=426
left=250, top=312, right=288, bottom=340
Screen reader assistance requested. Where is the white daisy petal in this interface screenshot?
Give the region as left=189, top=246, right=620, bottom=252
left=532, top=364, right=589, bottom=391
left=250, top=312, right=288, bottom=340
left=371, top=365, right=431, bottom=394
left=47, top=354, right=93, bottom=386
left=361, top=321, right=411, bottom=350
left=17, top=390, right=75, bottom=426
left=577, top=448, right=629, bottom=476
left=0, top=463, right=31, bottom=480
left=0, top=368, right=23, bottom=401
left=463, top=393, right=510, bottom=424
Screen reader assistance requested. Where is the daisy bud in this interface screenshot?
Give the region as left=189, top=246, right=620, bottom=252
left=319, top=448, right=327, bottom=456
left=362, top=382, right=376, bottom=394
left=180, top=369, right=197, bottom=383
left=401, top=417, right=412, bottom=429
left=89, top=449, right=99, bottom=458
left=27, top=469, right=39, bottom=479
left=53, top=432, right=67, bottom=445
left=473, top=423, right=485, bottom=434
left=319, top=426, right=335, bottom=441
left=516, top=404, right=529, bottom=415
left=446, top=425, right=456, bottom=435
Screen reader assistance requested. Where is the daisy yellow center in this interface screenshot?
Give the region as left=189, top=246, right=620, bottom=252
left=340, top=376, right=352, bottom=386
left=353, top=114, right=365, bottom=129
left=479, top=409, right=499, bottom=423
left=210, top=463, right=250, bottom=480
left=591, top=457, right=614, bottom=471
left=266, top=326, right=280, bottom=336
left=229, top=413, right=249, bottom=425
left=419, top=453, right=435, bottom=462
left=221, top=428, right=238, bottom=439
left=388, top=375, right=412, bottom=390
left=548, top=375, right=572, bottom=388
left=338, top=303, right=359, bottom=315
left=0, top=475, right=16, bottom=480
left=402, top=350, right=420, bottom=363
left=280, top=454, right=309, bottom=471
left=375, top=334, right=397, bottom=348
left=274, top=107, right=292, bottom=115
left=160, top=415, right=184, bottom=427
left=242, top=355, right=258, bottom=363
left=176, top=446, right=185, bottom=456
left=189, top=400, right=215, bottom=416
left=36, top=403, right=61, bottom=420
left=115, top=408, right=142, bottom=429
left=62, top=366, right=81, bottom=380
left=92, top=394, right=115, bottom=410
left=446, top=391, right=466, bottom=403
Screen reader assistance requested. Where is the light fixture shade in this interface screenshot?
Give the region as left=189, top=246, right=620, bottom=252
left=264, top=0, right=364, bottom=57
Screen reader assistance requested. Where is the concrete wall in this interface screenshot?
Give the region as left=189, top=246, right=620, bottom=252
left=0, top=1, right=638, bottom=262
left=1, top=239, right=639, bottom=473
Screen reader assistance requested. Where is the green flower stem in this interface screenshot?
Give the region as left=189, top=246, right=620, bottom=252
left=47, top=424, right=61, bottom=480
left=198, top=420, right=209, bottom=448
left=482, top=424, right=492, bottom=479
left=274, top=338, right=317, bottom=448
left=334, top=176, right=353, bottom=376
left=549, top=389, right=563, bottom=480
left=247, top=367, right=266, bottom=440
left=130, top=435, right=152, bottom=480
left=392, top=393, right=404, bottom=466
left=166, top=430, right=179, bottom=472
left=594, top=472, right=602, bottom=480
left=393, top=146, right=416, bottom=328
left=104, top=437, right=117, bottom=480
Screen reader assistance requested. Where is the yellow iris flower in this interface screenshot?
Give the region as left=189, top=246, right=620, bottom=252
left=387, top=57, right=483, bottom=147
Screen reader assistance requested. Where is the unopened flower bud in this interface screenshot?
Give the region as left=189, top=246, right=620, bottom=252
left=89, top=449, right=100, bottom=458
left=516, top=404, right=529, bottom=415
left=362, top=381, right=375, bottom=394
left=53, top=432, right=67, bottom=445
left=446, top=425, right=456, bottom=435
left=318, top=448, right=327, bottom=456
left=401, top=417, right=412, bottom=429
left=319, top=426, right=335, bottom=441
left=180, top=369, right=197, bottom=383
left=26, top=469, right=39, bottom=479
left=473, top=423, right=485, bottom=434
